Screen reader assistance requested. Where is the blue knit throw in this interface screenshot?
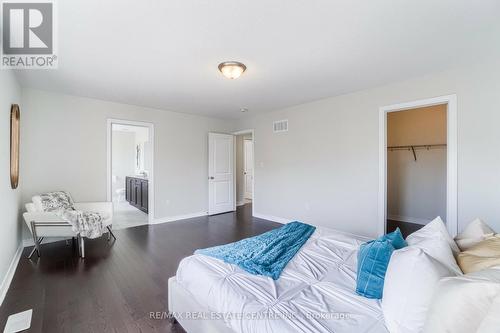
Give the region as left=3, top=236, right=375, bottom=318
left=195, top=221, right=316, bottom=280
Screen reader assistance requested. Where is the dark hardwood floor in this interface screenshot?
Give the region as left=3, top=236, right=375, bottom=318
left=386, top=219, right=424, bottom=238
left=0, top=204, right=280, bottom=333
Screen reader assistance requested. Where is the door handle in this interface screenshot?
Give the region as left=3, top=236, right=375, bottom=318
left=209, top=176, right=214, bottom=180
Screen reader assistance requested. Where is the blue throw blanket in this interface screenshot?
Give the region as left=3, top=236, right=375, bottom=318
left=195, top=221, right=316, bottom=280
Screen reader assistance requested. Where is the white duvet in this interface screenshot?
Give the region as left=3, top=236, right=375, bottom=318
left=176, top=227, right=389, bottom=333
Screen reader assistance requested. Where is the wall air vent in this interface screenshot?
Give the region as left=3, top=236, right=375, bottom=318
left=273, top=119, right=288, bottom=133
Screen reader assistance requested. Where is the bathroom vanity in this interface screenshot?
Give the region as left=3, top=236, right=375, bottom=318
left=125, top=176, right=148, bottom=214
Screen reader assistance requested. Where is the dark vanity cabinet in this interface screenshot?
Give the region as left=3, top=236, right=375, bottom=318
left=125, top=176, right=149, bottom=214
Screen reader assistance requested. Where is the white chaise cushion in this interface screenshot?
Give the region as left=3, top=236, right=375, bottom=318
left=25, top=203, right=37, bottom=213
left=22, top=212, right=76, bottom=237
left=23, top=200, right=113, bottom=237
left=382, top=247, right=456, bottom=333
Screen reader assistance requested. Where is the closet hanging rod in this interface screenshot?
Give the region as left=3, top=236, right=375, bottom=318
left=387, top=144, right=447, bottom=150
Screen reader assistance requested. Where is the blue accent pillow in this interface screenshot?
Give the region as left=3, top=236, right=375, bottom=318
left=381, top=228, right=407, bottom=249
left=355, top=229, right=408, bottom=299
left=356, top=239, right=395, bottom=299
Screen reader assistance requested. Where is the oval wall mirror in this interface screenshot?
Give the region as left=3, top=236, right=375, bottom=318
left=10, top=104, right=20, bottom=189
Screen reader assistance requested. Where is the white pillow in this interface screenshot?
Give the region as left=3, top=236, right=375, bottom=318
left=382, top=247, right=456, bottom=333
left=455, top=218, right=496, bottom=251
left=423, top=276, right=500, bottom=333
left=406, top=216, right=460, bottom=255
left=408, top=237, right=462, bottom=275
left=406, top=217, right=462, bottom=274
left=31, top=195, right=44, bottom=212
left=423, top=267, right=500, bottom=333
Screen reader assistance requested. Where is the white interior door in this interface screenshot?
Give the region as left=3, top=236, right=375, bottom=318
left=208, top=133, right=235, bottom=215
left=244, top=139, right=254, bottom=200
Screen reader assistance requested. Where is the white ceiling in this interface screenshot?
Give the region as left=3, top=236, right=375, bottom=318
left=14, top=0, right=500, bottom=119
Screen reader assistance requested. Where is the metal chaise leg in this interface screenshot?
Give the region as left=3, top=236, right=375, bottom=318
left=28, top=221, right=43, bottom=259
left=107, top=226, right=116, bottom=241
left=28, top=237, right=43, bottom=259
left=78, top=234, right=85, bottom=258
left=28, top=246, right=37, bottom=259
left=81, top=236, right=85, bottom=258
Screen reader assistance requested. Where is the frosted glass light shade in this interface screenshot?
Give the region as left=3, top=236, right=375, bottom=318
left=218, top=61, right=246, bottom=79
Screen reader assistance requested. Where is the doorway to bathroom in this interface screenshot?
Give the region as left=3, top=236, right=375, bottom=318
left=107, top=119, right=154, bottom=229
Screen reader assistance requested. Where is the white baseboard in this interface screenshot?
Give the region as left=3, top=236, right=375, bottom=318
left=387, top=214, right=431, bottom=226
left=152, top=212, right=208, bottom=225
left=0, top=244, right=23, bottom=306
left=253, top=213, right=291, bottom=224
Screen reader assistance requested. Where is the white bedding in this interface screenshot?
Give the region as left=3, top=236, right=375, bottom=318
left=176, top=227, right=389, bottom=333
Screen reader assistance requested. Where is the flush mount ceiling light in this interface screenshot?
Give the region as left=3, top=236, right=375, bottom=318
left=218, top=61, right=247, bottom=79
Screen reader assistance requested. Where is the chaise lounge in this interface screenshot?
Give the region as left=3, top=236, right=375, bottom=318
left=23, top=199, right=115, bottom=259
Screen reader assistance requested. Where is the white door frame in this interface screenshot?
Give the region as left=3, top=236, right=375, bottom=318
left=233, top=129, right=255, bottom=217
left=243, top=138, right=253, bottom=200
left=378, top=94, right=458, bottom=237
left=107, top=118, right=155, bottom=224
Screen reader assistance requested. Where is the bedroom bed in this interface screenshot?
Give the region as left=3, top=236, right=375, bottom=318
left=168, top=227, right=389, bottom=333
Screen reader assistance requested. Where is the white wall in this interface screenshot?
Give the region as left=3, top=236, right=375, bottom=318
left=0, top=71, right=22, bottom=298
left=387, top=150, right=446, bottom=224
left=387, top=105, right=447, bottom=224
left=236, top=59, right=500, bottom=237
left=15, top=58, right=500, bottom=241
left=111, top=130, right=136, bottom=198
left=20, top=89, right=234, bottom=224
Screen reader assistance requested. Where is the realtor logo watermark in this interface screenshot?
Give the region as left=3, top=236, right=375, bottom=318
left=1, top=0, right=57, bottom=69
